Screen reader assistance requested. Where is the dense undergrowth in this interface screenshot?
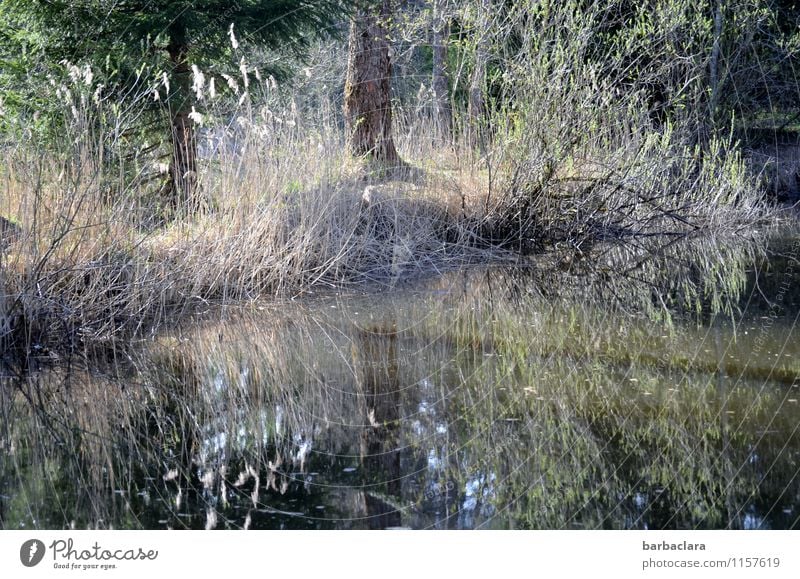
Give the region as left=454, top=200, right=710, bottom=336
left=1, top=2, right=795, bottom=366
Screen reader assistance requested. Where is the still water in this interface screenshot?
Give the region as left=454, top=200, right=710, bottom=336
left=1, top=233, right=799, bottom=529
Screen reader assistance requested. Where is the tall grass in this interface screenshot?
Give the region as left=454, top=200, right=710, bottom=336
left=0, top=21, right=788, bottom=362
left=0, top=57, right=499, bottom=360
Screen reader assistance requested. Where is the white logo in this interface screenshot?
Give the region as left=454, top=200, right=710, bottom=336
left=20, top=539, right=46, bottom=567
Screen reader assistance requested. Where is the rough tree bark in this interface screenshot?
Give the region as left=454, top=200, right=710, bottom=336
left=167, top=23, right=197, bottom=207
left=431, top=0, right=453, bottom=143
left=344, top=0, right=401, bottom=167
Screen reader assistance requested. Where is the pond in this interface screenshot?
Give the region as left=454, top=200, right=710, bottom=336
left=1, top=232, right=799, bottom=529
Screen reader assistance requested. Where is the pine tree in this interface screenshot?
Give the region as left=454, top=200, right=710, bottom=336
left=3, top=0, right=353, bottom=204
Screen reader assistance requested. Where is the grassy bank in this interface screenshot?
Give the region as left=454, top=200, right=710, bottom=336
left=0, top=108, right=786, bottom=364
left=0, top=34, right=792, bottom=366
left=0, top=107, right=496, bottom=360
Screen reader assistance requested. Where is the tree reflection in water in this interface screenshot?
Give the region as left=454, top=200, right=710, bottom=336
left=1, top=232, right=799, bottom=529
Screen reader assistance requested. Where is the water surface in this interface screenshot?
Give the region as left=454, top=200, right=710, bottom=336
left=1, top=233, right=799, bottom=529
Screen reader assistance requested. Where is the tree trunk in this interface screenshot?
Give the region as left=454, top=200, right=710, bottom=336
left=167, top=26, right=197, bottom=207
left=344, top=0, right=401, bottom=167
left=355, top=325, right=402, bottom=529
left=468, top=0, right=490, bottom=153
left=431, top=0, right=452, bottom=144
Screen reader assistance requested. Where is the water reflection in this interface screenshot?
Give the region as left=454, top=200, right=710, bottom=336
left=1, top=232, right=799, bottom=529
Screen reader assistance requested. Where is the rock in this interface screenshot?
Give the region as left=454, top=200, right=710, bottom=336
left=360, top=184, right=402, bottom=209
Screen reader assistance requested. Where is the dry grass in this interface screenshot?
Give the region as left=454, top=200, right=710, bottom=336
left=0, top=43, right=786, bottom=364
left=0, top=96, right=504, bottom=361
